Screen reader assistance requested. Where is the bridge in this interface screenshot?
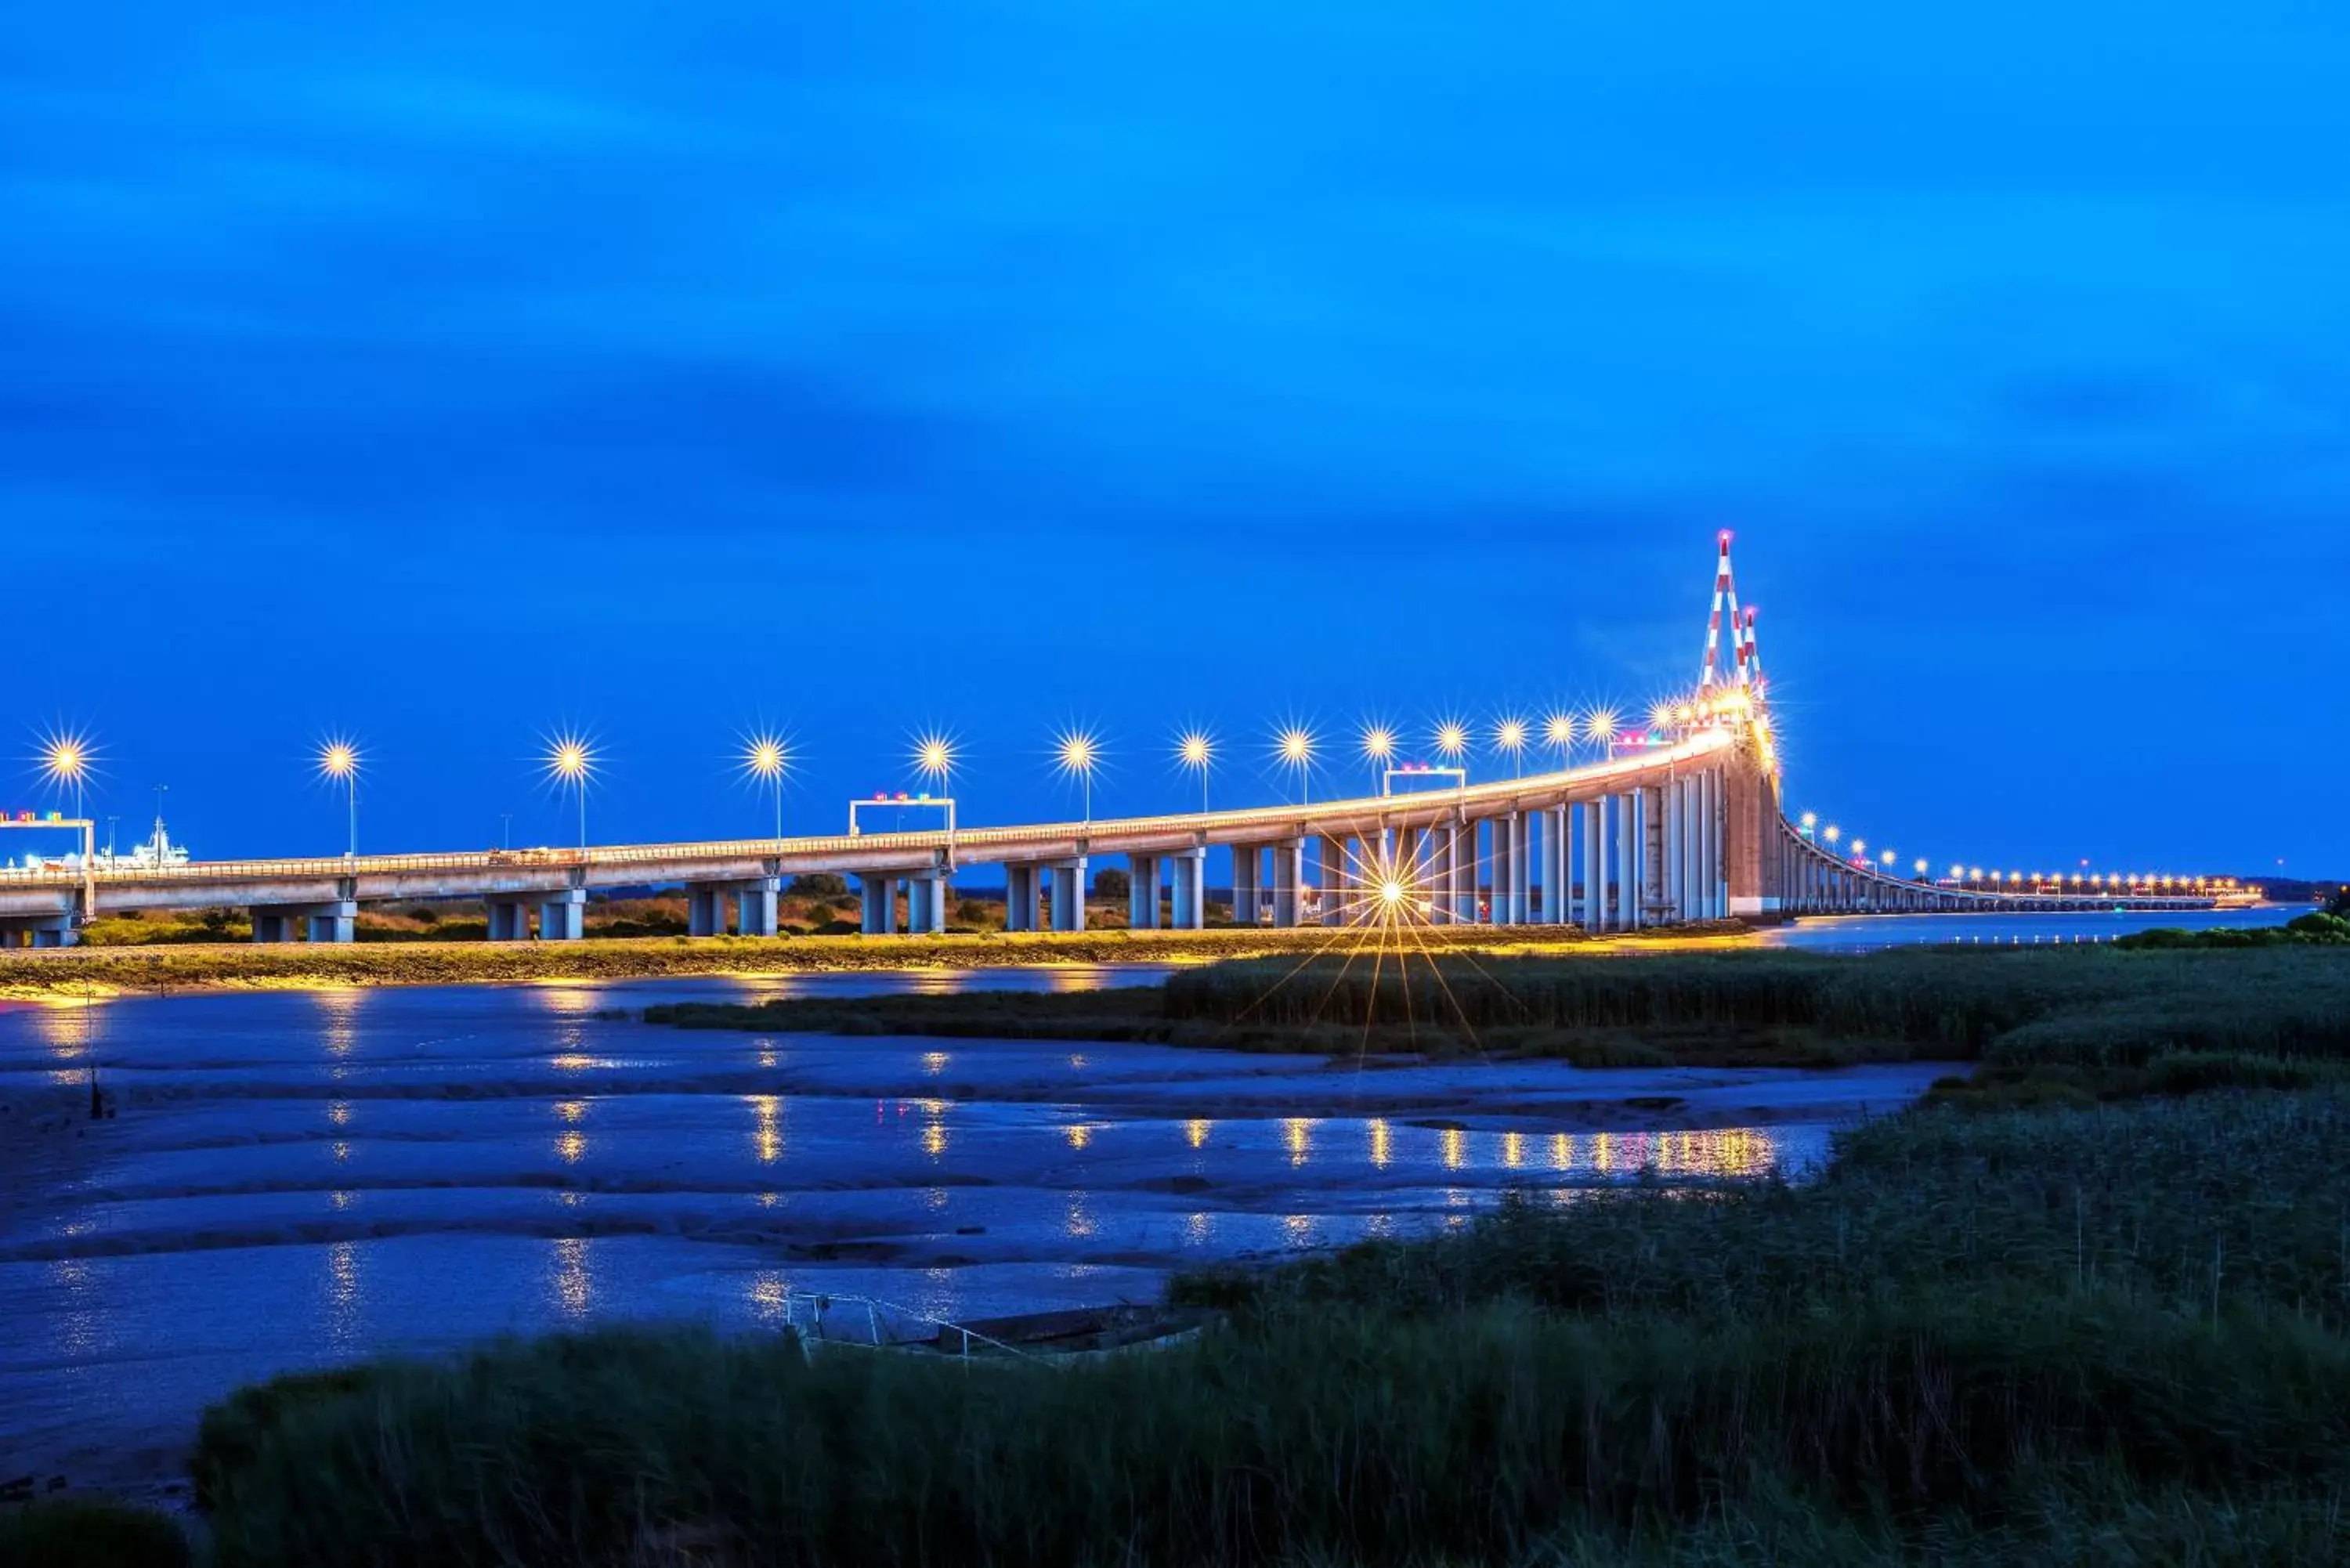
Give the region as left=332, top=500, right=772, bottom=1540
left=0, top=539, right=2226, bottom=948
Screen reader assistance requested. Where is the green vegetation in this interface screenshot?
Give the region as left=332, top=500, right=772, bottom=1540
left=2113, top=912, right=2350, bottom=949
left=0, top=1496, right=189, bottom=1568
left=649, top=944, right=2350, bottom=1093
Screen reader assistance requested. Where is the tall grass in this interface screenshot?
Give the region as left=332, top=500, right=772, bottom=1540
left=196, top=1295, right=2350, bottom=1568
left=1162, top=947, right=2350, bottom=1068
left=1181, top=1089, right=2350, bottom=1331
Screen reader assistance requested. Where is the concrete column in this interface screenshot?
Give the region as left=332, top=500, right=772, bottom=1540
left=1640, top=786, right=1665, bottom=927
left=250, top=910, right=293, bottom=944
left=1485, top=817, right=1513, bottom=925
left=1614, top=792, right=1639, bottom=930
left=1003, top=865, right=1039, bottom=932
left=540, top=890, right=585, bottom=941
left=1129, top=854, right=1159, bottom=929
left=909, top=874, right=946, bottom=934
left=736, top=879, right=780, bottom=938
left=307, top=901, right=358, bottom=944
left=1581, top=799, right=1605, bottom=931
left=688, top=886, right=728, bottom=938
left=1707, top=771, right=1727, bottom=919
left=1050, top=862, right=1087, bottom=932
left=1418, top=826, right=1448, bottom=923
left=1664, top=782, right=1686, bottom=923
left=1513, top=813, right=1531, bottom=924
left=1446, top=822, right=1475, bottom=924
left=859, top=875, right=895, bottom=935
left=1170, top=849, right=1204, bottom=929
left=1318, top=835, right=1349, bottom=925
left=1229, top=845, right=1260, bottom=927
left=1271, top=840, right=1302, bottom=927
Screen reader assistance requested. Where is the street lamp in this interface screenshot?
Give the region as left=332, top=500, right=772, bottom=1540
left=1054, top=728, right=1101, bottom=822
left=1492, top=717, right=1528, bottom=777
left=1359, top=724, right=1396, bottom=791
left=1274, top=725, right=1317, bottom=804
left=41, top=732, right=91, bottom=821
left=1544, top=712, right=1577, bottom=771
left=1585, top=708, right=1620, bottom=760
left=1175, top=729, right=1214, bottom=813
left=317, top=739, right=360, bottom=858
left=743, top=733, right=790, bottom=840
left=545, top=734, right=595, bottom=851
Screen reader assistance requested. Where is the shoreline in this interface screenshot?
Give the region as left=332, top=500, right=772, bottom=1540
left=0, top=923, right=1757, bottom=1000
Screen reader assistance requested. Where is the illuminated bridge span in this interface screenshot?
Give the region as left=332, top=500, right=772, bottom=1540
left=0, top=540, right=2224, bottom=947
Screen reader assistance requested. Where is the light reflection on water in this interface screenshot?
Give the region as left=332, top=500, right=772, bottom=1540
left=0, top=966, right=1904, bottom=1486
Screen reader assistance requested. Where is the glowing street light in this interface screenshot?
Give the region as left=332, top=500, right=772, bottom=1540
left=40, top=731, right=92, bottom=820
left=1585, top=708, right=1620, bottom=757
left=1914, top=858, right=1929, bottom=878
left=1274, top=725, right=1318, bottom=804
left=544, top=732, right=596, bottom=850
left=742, top=733, right=790, bottom=840
left=1799, top=811, right=1818, bottom=836
left=911, top=732, right=956, bottom=791
left=1359, top=723, right=1396, bottom=789
left=1822, top=825, right=1842, bottom=846
left=1174, top=729, right=1214, bottom=813
left=1543, top=711, right=1576, bottom=768
left=1880, top=850, right=1897, bottom=869
left=317, top=739, right=360, bottom=858
left=1432, top=720, right=1470, bottom=766
left=1491, top=716, right=1528, bottom=776
left=1054, top=728, right=1101, bottom=822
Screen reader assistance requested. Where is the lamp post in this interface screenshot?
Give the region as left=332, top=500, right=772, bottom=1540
left=1055, top=729, right=1100, bottom=823
left=43, top=734, right=90, bottom=822
left=744, top=735, right=789, bottom=840
left=1276, top=726, right=1316, bottom=806
left=1176, top=730, right=1213, bottom=813
left=318, top=740, right=360, bottom=858
left=546, top=735, right=594, bottom=851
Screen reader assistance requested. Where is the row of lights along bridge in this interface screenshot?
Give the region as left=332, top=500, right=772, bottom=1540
left=21, top=715, right=2237, bottom=898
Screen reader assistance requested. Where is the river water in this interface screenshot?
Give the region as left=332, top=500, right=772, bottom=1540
left=0, top=963, right=1950, bottom=1489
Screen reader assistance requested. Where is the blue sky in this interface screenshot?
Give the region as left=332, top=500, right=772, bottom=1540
left=4, top=3, right=2344, bottom=876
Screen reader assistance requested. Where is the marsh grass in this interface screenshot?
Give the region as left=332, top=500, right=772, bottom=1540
left=0, top=1496, right=189, bottom=1568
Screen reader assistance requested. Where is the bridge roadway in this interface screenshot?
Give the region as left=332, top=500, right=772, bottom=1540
left=0, top=727, right=2217, bottom=946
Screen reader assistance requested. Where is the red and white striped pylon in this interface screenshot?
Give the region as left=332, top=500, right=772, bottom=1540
left=1699, top=530, right=1742, bottom=689
left=1739, top=605, right=1764, bottom=689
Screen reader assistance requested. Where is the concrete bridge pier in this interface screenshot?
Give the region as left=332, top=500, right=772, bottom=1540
left=251, top=899, right=358, bottom=943
left=1640, top=785, right=1666, bottom=926
left=1229, top=846, right=1260, bottom=927
left=486, top=898, right=530, bottom=941
left=1003, top=865, right=1040, bottom=931
left=1128, top=854, right=1160, bottom=929
left=1270, top=840, right=1303, bottom=927
left=540, top=890, right=585, bottom=941
left=688, top=885, right=732, bottom=938
left=1050, top=860, right=1087, bottom=932
left=737, top=879, right=780, bottom=938
left=1613, top=793, right=1639, bottom=930
left=1581, top=798, right=1607, bottom=931
left=907, top=874, right=947, bottom=935
left=1318, top=835, right=1349, bottom=925
left=1485, top=816, right=1517, bottom=925
left=0, top=919, right=78, bottom=948
left=859, top=875, right=898, bottom=935
left=1429, top=818, right=1466, bottom=926
left=1168, top=848, right=1205, bottom=930
left=1664, top=780, right=1687, bottom=923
